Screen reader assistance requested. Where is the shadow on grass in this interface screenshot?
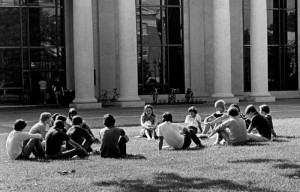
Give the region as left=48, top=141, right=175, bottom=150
left=273, top=163, right=300, bottom=179
left=244, top=142, right=270, bottom=146
left=93, top=172, right=282, bottom=192
left=276, top=135, right=300, bottom=139
left=271, top=138, right=290, bottom=143
left=123, top=154, right=147, bottom=160
left=228, top=158, right=287, bottom=164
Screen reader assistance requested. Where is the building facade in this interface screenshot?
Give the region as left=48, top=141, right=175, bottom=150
left=0, top=0, right=299, bottom=108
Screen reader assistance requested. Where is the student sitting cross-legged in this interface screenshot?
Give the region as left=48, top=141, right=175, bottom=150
left=99, top=114, right=129, bottom=158
left=45, top=120, right=88, bottom=159
left=245, top=105, right=272, bottom=142
left=158, top=112, right=204, bottom=151
left=208, top=107, right=248, bottom=146
left=6, top=119, right=45, bottom=160
left=66, top=115, right=95, bottom=153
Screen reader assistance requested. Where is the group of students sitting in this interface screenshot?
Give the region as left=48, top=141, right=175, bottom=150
left=6, top=99, right=276, bottom=160
left=140, top=100, right=277, bottom=150
left=6, top=108, right=129, bottom=160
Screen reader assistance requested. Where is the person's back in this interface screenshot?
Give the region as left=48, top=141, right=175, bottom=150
left=66, top=125, right=92, bottom=149
left=100, top=127, right=125, bottom=157
left=251, top=113, right=271, bottom=140
left=158, top=122, right=184, bottom=149
left=45, top=127, right=68, bottom=157
left=223, top=117, right=248, bottom=144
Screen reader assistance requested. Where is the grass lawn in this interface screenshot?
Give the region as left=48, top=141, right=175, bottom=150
left=1, top=116, right=300, bottom=191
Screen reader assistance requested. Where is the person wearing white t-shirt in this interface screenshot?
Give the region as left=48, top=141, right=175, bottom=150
left=6, top=119, right=44, bottom=160
left=158, top=112, right=204, bottom=150
left=184, top=106, right=202, bottom=134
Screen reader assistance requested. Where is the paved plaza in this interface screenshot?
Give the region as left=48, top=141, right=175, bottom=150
left=1, top=99, right=300, bottom=134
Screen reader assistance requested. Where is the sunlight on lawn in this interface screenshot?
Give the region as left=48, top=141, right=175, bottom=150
left=0, top=118, right=300, bottom=192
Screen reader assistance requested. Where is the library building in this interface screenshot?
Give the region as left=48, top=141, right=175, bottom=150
left=0, top=0, right=299, bottom=108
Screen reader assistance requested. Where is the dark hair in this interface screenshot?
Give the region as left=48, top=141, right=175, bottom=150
left=14, top=119, right=27, bottom=131
left=188, top=106, right=197, bottom=114
left=228, top=107, right=239, bottom=117
left=259, top=104, right=270, bottom=114
left=103, top=114, right=115, bottom=127
left=229, top=104, right=240, bottom=112
left=56, top=115, right=67, bottom=122
left=53, top=120, right=65, bottom=130
left=68, top=108, right=77, bottom=119
left=51, top=113, right=60, bottom=121
left=245, top=105, right=257, bottom=114
left=143, top=104, right=155, bottom=117
left=72, top=115, right=83, bottom=126
left=162, top=112, right=173, bottom=122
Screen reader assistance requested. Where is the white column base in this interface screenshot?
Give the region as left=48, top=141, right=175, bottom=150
left=246, top=96, right=275, bottom=102
left=69, top=102, right=102, bottom=109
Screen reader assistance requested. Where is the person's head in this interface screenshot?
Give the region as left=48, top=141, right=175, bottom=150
left=144, top=104, right=154, bottom=116
left=214, top=100, right=226, bottom=113
left=259, top=104, right=270, bottom=115
left=53, top=120, right=65, bottom=130
left=229, top=104, right=240, bottom=113
left=14, top=119, right=27, bottom=131
left=68, top=108, right=77, bottom=119
left=40, top=112, right=52, bottom=124
left=56, top=115, right=67, bottom=126
left=228, top=107, right=239, bottom=117
left=244, top=104, right=258, bottom=119
left=51, top=113, right=60, bottom=121
left=103, top=114, right=116, bottom=127
left=72, top=115, right=83, bottom=126
left=162, top=112, right=173, bottom=122
left=188, top=106, right=197, bottom=117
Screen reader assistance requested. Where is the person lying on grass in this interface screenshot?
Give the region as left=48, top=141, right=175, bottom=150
left=66, top=115, right=95, bottom=153
left=140, top=104, right=158, bottom=140
left=208, top=107, right=248, bottom=146
left=99, top=114, right=129, bottom=158
left=245, top=105, right=272, bottom=142
left=45, top=120, right=88, bottom=159
left=158, top=112, right=204, bottom=150
left=6, top=119, right=45, bottom=160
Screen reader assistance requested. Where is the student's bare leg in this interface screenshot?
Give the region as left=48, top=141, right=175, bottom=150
left=144, top=129, right=151, bottom=140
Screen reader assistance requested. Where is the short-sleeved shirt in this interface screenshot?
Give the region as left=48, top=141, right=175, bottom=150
left=29, top=121, right=47, bottom=139
left=215, top=116, right=248, bottom=144
left=99, top=127, right=126, bottom=157
left=6, top=131, right=41, bottom=160
left=157, top=122, right=185, bottom=149
left=250, top=113, right=272, bottom=140
left=66, top=125, right=93, bottom=149
left=184, top=114, right=202, bottom=129
left=45, top=128, right=70, bottom=156
left=38, top=80, right=47, bottom=90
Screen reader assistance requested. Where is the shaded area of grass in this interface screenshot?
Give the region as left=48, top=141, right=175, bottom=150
left=93, top=172, right=282, bottom=192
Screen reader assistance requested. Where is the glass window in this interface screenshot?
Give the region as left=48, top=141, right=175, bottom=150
left=137, top=0, right=184, bottom=94
left=30, top=48, right=57, bottom=69
left=29, top=8, right=57, bottom=46
left=243, top=0, right=298, bottom=91
left=0, top=8, right=21, bottom=46
left=0, top=0, right=19, bottom=6
left=28, top=0, right=55, bottom=6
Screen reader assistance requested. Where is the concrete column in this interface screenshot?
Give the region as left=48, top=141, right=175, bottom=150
left=72, top=0, right=101, bottom=109
left=117, top=0, right=145, bottom=107
left=249, top=0, right=275, bottom=102
left=212, top=0, right=238, bottom=103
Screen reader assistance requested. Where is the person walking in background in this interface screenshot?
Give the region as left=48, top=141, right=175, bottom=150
left=38, top=78, right=47, bottom=105
left=52, top=77, right=64, bottom=105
